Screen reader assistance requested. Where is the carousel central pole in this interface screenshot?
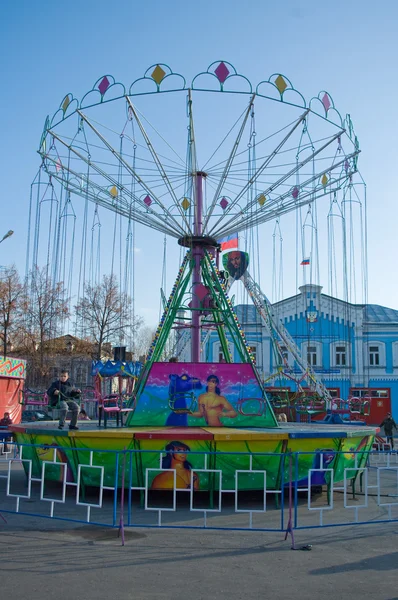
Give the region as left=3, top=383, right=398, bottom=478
left=192, top=171, right=206, bottom=362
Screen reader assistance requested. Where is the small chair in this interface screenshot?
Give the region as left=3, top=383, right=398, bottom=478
left=98, top=394, right=121, bottom=428
left=118, top=399, right=134, bottom=426
left=98, top=394, right=134, bottom=428
left=20, top=389, right=48, bottom=408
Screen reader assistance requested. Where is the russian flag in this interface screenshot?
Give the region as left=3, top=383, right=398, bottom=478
left=218, top=234, right=238, bottom=251
left=300, top=257, right=310, bottom=266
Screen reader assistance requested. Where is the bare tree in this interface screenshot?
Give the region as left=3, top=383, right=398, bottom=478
left=133, top=325, right=155, bottom=361
left=132, top=324, right=177, bottom=362
left=75, top=274, right=142, bottom=360
left=160, top=328, right=177, bottom=361
left=20, top=267, right=70, bottom=377
left=0, top=265, right=23, bottom=356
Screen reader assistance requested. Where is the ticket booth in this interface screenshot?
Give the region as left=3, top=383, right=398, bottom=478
left=0, top=356, right=26, bottom=423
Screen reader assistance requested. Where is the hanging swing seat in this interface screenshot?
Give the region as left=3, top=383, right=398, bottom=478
left=47, top=391, right=82, bottom=415
left=349, top=397, right=371, bottom=417
left=20, top=389, right=48, bottom=407
left=98, top=394, right=134, bottom=428
left=168, top=392, right=197, bottom=414
left=236, top=397, right=266, bottom=417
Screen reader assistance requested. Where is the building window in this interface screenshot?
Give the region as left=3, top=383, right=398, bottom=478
left=74, top=366, right=87, bottom=385
left=248, top=346, right=257, bottom=362
left=350, top=388, right=389, bottom=399
left=365, top=342, right=385, bottom=367
left=393, top=342, right=398, bottom=367
left=214, top=343, right=234, bottom=362
left=335, top=346, right=346, bottom=366
left=307, top=346, right=318, bottom=366
left=331, top=342, right=350, bottom=368
left=279, top=345, right=288, bottom=364
left=302, top=342, right=322, bottom=368
left=369, top=346, right=380, bottom=366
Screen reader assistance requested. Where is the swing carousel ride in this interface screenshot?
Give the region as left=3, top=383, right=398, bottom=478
left=11, top=61, right=377, bottom=491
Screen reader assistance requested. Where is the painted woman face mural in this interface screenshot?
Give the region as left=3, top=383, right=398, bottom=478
left=150, top=441, right=200, bottom=490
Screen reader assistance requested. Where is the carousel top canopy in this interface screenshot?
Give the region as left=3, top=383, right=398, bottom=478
left=36, top=60, right=360, bottom=243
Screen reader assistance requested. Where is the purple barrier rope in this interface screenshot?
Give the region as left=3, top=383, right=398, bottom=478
left=284, top=453, right=312, bottom=551
left=118, top=448, right=126, bottom=546
left=284, top=453, right=295, bottom=549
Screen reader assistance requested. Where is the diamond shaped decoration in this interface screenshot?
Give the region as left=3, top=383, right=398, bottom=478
left=151, top=65, right=166, bottom=85
left=110, top=186, right=118, bottom=198
left=321, top=174, right=328, bottom=187
left=220, top=197, right=229, bottom=210
left=181, top=197, right=190, bottom=210
left=275, top=75, right=287, bottom=94
left=322, top=92, right=331, bottom=112
left=98, top=76, right=110, bottom=95
left=62, top=95, right=71, bottom=113
left=144, top=195, right=152, bottom=207
left=292, top=186, right=299, bottom=199
left=214, top=62, right=230, bottom=84
left=258, top=194, right=266, bottom=206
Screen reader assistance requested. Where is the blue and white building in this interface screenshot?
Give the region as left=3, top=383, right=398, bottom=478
left=200, top=284, right=398, bottom=419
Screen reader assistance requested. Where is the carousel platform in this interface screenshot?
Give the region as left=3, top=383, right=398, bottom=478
left=9, top=421, right=379, bottom=491
left=10, top=421, right=378, bottom=440
left=10, top=421, right=379, bottom=450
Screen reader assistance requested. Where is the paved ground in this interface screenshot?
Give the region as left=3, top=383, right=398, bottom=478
left=1, top=445, right=398, bottom=599
left=0, top=514, right=397, bottom=600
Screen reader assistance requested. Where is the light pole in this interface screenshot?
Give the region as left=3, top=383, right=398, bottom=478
left=0, top=230, right=13, bottom=244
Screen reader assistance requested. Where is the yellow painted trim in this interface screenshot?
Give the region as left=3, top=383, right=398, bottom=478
left=202, top=427, right=288, bottom=441
left=67, top=427, right=158, bottom=439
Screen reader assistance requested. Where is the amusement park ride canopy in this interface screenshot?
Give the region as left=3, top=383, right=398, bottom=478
left=38, top=61, right=359, bottom=240
left=35, top=60, right=362, bottom=402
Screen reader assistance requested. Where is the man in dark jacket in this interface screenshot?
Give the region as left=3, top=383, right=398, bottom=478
left=379, top=413, right=397, bottom=449
left=47, top=370, right=81, bottom=431
left=0, top=412, right=13, bottom=452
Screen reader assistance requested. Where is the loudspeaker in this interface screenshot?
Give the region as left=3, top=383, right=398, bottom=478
left=113, top=346, right=126, bottom=362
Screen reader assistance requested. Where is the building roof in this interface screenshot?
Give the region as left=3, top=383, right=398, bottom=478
left=235, top=300, right=398, bottom=325
left=364, top=304, right=398, bottom=323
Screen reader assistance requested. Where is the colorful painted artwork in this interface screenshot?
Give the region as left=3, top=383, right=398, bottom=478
left=222, top=251, right=249, bottom=279
left=333, top=434, right=373, bottom=483
left=285, top=434, right=374, bottom=488
left=14, top=427, right=376, bottom=492
left=306, top=310, right=318, bottom=323
left=149, top=441, right=200, bottom=490
left=126, top=362, right=278, bottom=428
left=0, top=356, right=26, bottom=379
left=285, top=436, right=339, bottom=487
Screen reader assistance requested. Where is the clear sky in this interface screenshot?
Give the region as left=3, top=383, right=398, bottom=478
left=1, top=0, right=397, bottom=328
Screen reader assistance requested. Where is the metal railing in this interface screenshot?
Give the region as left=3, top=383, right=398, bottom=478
left=0, top=443, right=397, bottom=545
